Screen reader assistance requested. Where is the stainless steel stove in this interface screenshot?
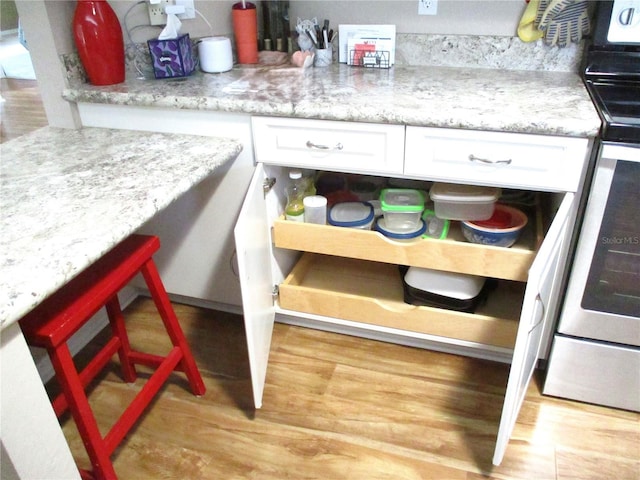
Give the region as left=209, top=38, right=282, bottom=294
left=544, top=0, right=640, bottom=412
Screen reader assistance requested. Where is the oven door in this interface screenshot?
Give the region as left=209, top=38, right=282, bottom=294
left=558, top=143, right=640, bottom=346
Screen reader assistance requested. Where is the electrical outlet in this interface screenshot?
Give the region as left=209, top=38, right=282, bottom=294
left=148, top=0, right=195, bottom=26
left=418, top=0, right=438, bottom=15
left=148, top=0, right=171, bottom=26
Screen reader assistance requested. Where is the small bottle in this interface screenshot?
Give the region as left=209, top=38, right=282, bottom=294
left=285, top=170, right=305, bottom=221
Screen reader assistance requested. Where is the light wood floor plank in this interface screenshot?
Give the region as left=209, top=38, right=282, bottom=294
left=0, top=78, right=47, bottom=143
left=44, top=298, right=639, bottom=480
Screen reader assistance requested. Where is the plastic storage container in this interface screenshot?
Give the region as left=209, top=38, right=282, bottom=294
left=429, top=183, right=500, bottom=220
left=402, top=266, right=491, bottom=313
left=303, top=195, right=328, bottom=224
left=375, top=217, right=426, bottom=241
left=421, top=210, right=450, bottom=240
left=379, top=188, right=425, bottom=231
left=461, top=204, right=528, bottom=247
left=328, top=202, right=375, bottom=229
left=348, top=175, right=384, bottom=201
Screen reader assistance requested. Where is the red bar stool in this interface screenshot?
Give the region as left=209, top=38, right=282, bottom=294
left=19, top=234, right=206, bottom=480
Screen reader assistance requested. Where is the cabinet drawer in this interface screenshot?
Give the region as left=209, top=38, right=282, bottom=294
left=252, top=117, right=405, bottom=175
left=279, top=254, right=522, bottom=349
left=405, top=127, right=588, bottom=192
left=272, top=218, right=537, bottom=282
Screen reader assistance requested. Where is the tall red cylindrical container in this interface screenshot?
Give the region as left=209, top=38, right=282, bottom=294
left=73, top=0, right=125, bottom=85
left=232, top=2, right=258, bottom=64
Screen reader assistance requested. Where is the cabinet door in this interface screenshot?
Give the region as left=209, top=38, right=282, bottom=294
left=492, top=193, right=575, bottom=465
left=234, top=164, right=276, bottom=409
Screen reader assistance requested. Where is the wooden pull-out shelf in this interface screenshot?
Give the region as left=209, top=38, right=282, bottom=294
left=273, top=217, right=537, bottom=282
left=279, top=254, right=523, bottom=349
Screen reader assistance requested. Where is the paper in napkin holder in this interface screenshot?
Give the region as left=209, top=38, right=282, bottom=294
left=147, top=33, right=195, bottom=79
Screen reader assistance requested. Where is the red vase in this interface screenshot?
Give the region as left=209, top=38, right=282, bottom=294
left=73, top=0, right=125, bottom=86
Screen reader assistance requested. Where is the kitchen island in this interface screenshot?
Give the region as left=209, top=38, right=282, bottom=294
left=0, top=127, right=241, bottom=479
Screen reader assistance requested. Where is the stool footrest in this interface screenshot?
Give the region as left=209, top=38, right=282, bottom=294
left=128, top=350, right=184, bottom=371
left=104, top=346, right=183, bottom=455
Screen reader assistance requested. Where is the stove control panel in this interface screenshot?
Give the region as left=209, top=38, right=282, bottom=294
left=608, top=0, right=640, bottom=43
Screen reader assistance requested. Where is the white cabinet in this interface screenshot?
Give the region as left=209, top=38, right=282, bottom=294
left=235, top=117, right=591, bottom=465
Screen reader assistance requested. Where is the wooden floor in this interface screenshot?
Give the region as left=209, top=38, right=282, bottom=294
left=0, top=77, right=47, bottom=143
left=48, top=298, right=639, bottom=480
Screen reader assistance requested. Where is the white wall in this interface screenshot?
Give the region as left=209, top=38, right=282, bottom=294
left=22, top=0, right=525, bottom=53
left=289, top=1, right=524, bottom=37
left=15, top=0, right=80, bottom=128
left=113, top=0, right=525, bottom=41
left=15, top=0, right=526, bottom=128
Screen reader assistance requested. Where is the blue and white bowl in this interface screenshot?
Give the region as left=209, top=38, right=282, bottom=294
left=461, top=204, right=528, bottom=248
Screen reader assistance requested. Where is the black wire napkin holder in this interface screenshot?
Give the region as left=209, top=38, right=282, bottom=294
left=349, top=49, right=391, bottom=69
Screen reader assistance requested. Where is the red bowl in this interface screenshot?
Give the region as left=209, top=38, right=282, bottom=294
left=470, top=204, right=526, bottom=231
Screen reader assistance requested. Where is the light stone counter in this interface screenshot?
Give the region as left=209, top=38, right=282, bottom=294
left=63, top=63, right=601, bottom=138
left=0, top=127, right=242, bottom=329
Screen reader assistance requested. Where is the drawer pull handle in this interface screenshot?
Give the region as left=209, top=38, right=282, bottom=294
left=468, top=154, right=512, bottom=165
left=306, top=140, right=344, bottom=151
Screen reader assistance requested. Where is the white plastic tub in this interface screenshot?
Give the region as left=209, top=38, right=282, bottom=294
left=429, top=183, right=500, bottom=220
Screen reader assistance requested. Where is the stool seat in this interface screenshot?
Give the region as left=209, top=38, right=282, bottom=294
left=19, top=234, right=205, bottom=480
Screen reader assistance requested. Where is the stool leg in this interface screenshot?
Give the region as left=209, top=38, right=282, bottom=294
left=105, top=295, right=137, bottom=384
left=48, top=343, right=117, bottom=480
left=140, top=258, right=206, bottom=396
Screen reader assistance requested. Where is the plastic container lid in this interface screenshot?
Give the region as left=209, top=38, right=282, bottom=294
left=328, top=202, right=374, bottom=228
left=404, top=267, right=486, bottom=300
left=429, top=183, right=500, bottom=204
left=375, top=217, right=427, bottom=239
left=380, top=188, right=425, bottom=212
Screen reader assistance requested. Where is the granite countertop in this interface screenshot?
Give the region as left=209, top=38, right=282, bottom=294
left=63, top=63, right=601, bottom=138
left=0, top=127, right=242, bottom=329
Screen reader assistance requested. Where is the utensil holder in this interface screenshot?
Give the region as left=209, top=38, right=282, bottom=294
left=314, top=46, right=332, bottom=67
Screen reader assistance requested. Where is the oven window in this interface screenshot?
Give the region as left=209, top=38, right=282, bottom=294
left=582, top=160, right=640, bottom=317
